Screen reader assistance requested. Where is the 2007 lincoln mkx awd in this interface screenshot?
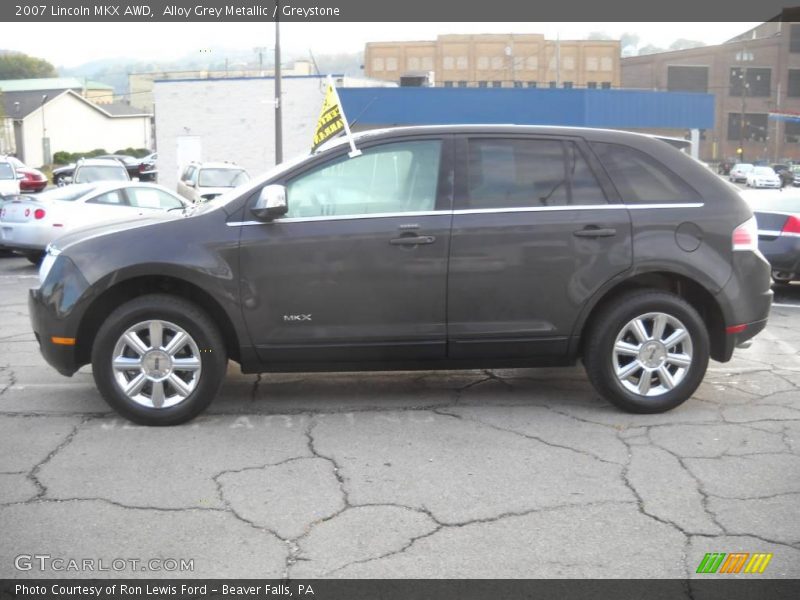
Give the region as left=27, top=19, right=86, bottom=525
left=29, top=126, right=773, bottom=425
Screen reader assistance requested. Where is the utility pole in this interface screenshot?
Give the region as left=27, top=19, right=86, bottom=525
left=274, top=5, right=283, bottom=164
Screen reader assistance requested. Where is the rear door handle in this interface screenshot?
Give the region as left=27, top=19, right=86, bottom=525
left=390, top=235, right=436, bottom=246
left=573, top=227, right=616, bottom=238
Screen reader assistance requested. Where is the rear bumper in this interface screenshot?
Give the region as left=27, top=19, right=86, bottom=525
left=0, top=223, right=54, bottom=250
left=759, top=236, right=800, bottom=274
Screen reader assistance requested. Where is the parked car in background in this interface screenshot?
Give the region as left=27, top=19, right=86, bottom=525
left=53, top=154, right=147, bottom=185
left=729, top=163, right=754, bottom=183
left=771, top=164, right=794, bottom=187
left=791, top=165, right=800, bottom=187
left=3, top=156, right=48, bottom=192
left=746, top=166, right=782, bottom=189
left=137, top=152, right=157, bottom=182
left=177, top=162, right=249, bottom=203
left=0, top=182, right=187, bottom=264
left=71, top=158, right=131, bottom=185
left=0, top=158, right=21, bottom=198
left=746, top=194, right=800, bottom=283
left=29, top=125, right=772, bottom=425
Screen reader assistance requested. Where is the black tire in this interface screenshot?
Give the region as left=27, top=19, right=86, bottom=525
left=583, top=290, right=709, bottom=414
left=24, top=251, right=45, bottom=265
left=91, top=294, right=227, bottom=425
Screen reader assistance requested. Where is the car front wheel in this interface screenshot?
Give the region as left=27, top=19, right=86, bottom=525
left=583, top=290, right=709, bottom=414
left=91, top=294, right=227, bottom=425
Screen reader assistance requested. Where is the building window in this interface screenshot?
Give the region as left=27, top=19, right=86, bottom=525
left=458, top=80, right=468, bottom=87
left=386, top=57, right=398, bottom=71
left=372, top=58, right=384, bottom=72
left=456, top=56, right=468, bottom=70
left=491, top=56, right=504, bottom=70
left=600, top=57, right=613, bottom=72
left=728, top=113, right=769, bottom=142
left=478, top=81, right=488, bottom=88
left=527, top=81, right=538, bottom=88
left=785, top=120, right=800, bottom=142
left=513, top=81, right=523, bottom=88
left=443, top=56, right=455, bottom=70
left=563, top=56, right=575, bottom=70
left=729, top=67, right=771, bottom=97
left=549, top=81, right=557, bottom=88
left=667, top=65, right=709, bottom=93
left=491, top=81, right=501, bottom=88
left=422, top=56, right=433, bottom=70
left=408, top=57, right=420, bottom=71
left=525, top=56, right=538, bottom=70
left=563, top=81, right=573, bottom=89
left=587, top=81, right=597, bottom=89
left=601, top=82, right=612, bottom=89
left=791, top=24, right=800, bottom=53
left=477, top=56, right=490, bottom=70
left=444, top=81, right=454, bottom=88
left=586, top=57, right=599, bottom=71
left=789, top=70, right=800, bottom=97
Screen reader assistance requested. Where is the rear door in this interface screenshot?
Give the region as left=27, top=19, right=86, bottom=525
left=447, top=134, right=632, bottom=359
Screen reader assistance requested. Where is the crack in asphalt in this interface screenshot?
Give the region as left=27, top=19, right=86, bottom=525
left=27, top=416, right=92, bottom=499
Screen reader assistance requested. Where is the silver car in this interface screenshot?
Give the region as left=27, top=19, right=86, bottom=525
left=0, top=182, right=186, bottom=263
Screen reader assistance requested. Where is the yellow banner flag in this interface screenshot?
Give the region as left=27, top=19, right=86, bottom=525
left=312, top=84, right=345, bottom=151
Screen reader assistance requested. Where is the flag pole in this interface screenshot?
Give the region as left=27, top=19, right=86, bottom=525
left=329, top=75, right=361, bottom=157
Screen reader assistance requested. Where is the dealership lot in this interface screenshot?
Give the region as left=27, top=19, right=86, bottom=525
left=0, top=255, right=798, bottom=578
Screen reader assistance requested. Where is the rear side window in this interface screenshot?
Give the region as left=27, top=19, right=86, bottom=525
left=591, top=142, right=702, bottom=204
left=466, top=138, right=606, bottom=209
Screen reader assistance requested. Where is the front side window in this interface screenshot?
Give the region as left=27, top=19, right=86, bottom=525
left=285, top=140, right=442, bottom=219
left=466, top=138, right=606, bottom=209
left=590, top=142, right=702, bottom=204
left=127, top=187, right=184, bottom=209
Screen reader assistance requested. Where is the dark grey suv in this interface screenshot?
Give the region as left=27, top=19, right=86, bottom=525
left=29, top=126, right=773, bottom=425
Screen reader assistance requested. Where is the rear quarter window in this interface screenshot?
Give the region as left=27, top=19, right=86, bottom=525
left=591, top=142, right=702, bottom=204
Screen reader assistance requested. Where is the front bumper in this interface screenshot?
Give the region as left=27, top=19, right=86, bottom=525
left=29, top=287, right=81, bottom=376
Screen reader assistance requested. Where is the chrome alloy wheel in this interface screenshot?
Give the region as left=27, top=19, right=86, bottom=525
left=111, top=320, right=202, bottom=409
left=612, top=312, right=693, bottom=397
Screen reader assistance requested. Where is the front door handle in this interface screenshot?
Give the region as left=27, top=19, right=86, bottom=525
left=573, top=227, right=617, bottom=238
left=389, top=235, right=436, bottom=246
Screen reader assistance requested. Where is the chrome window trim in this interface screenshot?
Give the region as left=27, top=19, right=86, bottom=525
left=226, top=203, right=705, bottom=226
left=759, top=229, right=800, bottom=238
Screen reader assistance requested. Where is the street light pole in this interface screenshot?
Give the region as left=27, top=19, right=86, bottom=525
left=274, top=5, right=283, bottom=164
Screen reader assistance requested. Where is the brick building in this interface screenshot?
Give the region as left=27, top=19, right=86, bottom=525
left=622, top=16, right=800, bottom=162
left=365, top=34, right=620, bottom=90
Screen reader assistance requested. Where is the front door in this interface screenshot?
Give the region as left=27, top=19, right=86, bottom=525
left=238, top=137, right=453, bottom=365
left=447, top=135, right=633, bottom=359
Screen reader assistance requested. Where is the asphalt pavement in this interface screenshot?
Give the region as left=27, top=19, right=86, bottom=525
left=0, top=254, right=798, bottom=579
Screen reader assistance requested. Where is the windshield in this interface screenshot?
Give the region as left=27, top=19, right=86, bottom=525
left=198, top=168, right=249, bottom=188
left=0, top=162, right=14, bottom=179
left=753, top=167, right=775, bottom=175
left=734, top=164, right=754, bottom=171
left=75, top=166, right=128, bottom=183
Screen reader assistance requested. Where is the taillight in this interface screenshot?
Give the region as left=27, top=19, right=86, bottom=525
left=732, top=216, right=758, bottom=251
left=34, top=208, right=46, bottom=220
left=781, top=215, right=800, bottom=237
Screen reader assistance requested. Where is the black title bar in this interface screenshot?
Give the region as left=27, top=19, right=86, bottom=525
left=3, top=0, right=800, bottom=22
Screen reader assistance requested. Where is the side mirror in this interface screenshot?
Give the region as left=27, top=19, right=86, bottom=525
left=185, top=181, right=195, bottom=188
left=251, top=184, right=288, bottom=221
left=16, top=173, right=25, bottom=180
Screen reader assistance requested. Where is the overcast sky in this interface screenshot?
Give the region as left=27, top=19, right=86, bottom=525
left=2, top=22, right=761, bottom=68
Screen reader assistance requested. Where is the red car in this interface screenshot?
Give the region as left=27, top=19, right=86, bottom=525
left=3, top=155, right=48, bottom=193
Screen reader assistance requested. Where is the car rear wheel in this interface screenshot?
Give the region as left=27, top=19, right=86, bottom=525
left=91, top=294, right=227, bottom=425
left=583, top=290, right=709, bottom=414
left=24, top=251, right=45, bottom=265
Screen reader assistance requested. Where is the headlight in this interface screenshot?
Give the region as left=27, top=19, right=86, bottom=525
left=38, top=244, right=61, bottom=285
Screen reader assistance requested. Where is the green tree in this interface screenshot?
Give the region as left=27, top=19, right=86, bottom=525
left=0, top=52, right=57, bottom=80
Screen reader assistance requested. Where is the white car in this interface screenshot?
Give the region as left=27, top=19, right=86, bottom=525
left=745, top=166, right=782, bottom=189
left=0, top=182, right=187, bottom=263
left=177, top=162, right=249, bottom=203
left=729, top=163, right=754, bottom=183
left=0, top=158, right=21, bottom=197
